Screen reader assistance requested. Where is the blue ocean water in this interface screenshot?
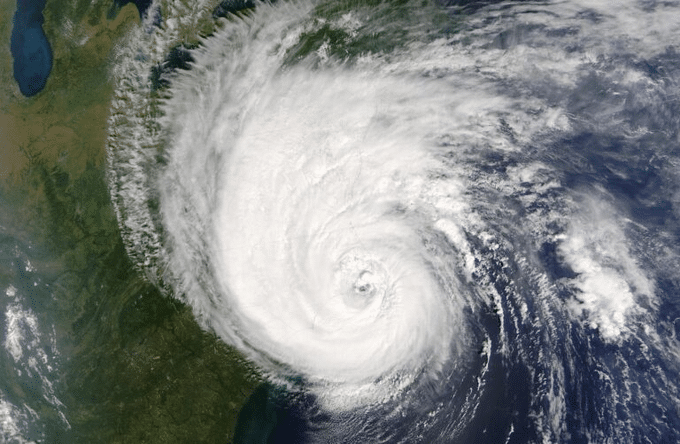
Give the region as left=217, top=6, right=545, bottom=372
left=3, top=0, right=680, bottom=442
left=141, top=2, right=677, bottom=442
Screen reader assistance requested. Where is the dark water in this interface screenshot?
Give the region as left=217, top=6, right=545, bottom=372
left=107, top=0, right=680, bottom=442
left=3, top=0, right=680, bottom=442
left=113, top=2, right=680, bottom=443
left=10, top=0, right=52, bottom=97
left=2, top=1, right=260, bottom=442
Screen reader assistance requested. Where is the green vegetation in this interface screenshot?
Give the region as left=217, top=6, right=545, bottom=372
left=285, top=0, right=458, bottom=66
left=0, top=1, right=260, bottom=442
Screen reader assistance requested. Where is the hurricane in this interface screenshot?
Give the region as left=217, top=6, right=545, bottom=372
left=106, top=0, right=680, bottom=442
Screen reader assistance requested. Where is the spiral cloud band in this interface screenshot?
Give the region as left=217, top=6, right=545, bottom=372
left=156, top=6, right=474, bottom=405
left=106, top=0, right=680, bottom=441
left=211, top=72, right=460, bottom=384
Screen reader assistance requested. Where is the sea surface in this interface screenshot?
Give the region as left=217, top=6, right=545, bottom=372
left=3, top=0, right=680, bottom=443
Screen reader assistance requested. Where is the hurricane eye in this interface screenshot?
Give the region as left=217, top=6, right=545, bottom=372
left=105, top=0, right=678, bottom=440
left=355, top=283, right=371, bottom=294
left=354, top=271, right=374, bottom=295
